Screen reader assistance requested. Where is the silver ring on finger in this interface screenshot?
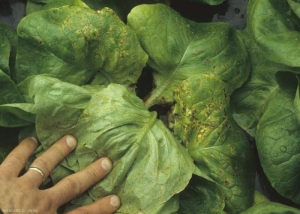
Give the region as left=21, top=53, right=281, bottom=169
left=28, top=167, right=46, bottom=182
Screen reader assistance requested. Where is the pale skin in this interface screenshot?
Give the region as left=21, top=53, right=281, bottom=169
left=0, top=135, right=120, bottom=214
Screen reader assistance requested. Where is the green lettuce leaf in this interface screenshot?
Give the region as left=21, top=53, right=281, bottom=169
left=246, top=0, right=300, bottom=67
left=178, top=176, right=226, bottom=214
left=127, top=4, right=249, bottom=108
left=256, top=77, right=300, bottom=204
left=82, top=0, right=170, bottom=21
left=26, top=1, right=46, bottom=15
left=288, top=0, right=300, bottom=18
left=0, top=32, right=11, bottom=75
left=0, top=69, right=33, bottom=127
left=232, top=0, right=300, bottom=136
left=170, top=74, right=255, bottom=213
left=16, top=6, right=148, bottom=87
left=231, top=31, right=300, bottom=137
left=0, top=22, right=17, bottom=78
left=241, top=202, right=300, bottom=214
left=40, top=0, right=89, bottom=10
left=17, top=76, right=195, bottom=213
left=192, top=0, right=224, bottom=6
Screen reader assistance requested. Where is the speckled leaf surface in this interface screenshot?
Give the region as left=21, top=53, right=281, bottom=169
left=18, top=76, right=195, bottom=214
left=256, top=83, right=300, bottom=204
left=16, top=6, right=148, bottom=86
left=170, top=74, right=255, bottom=213
left=127, top=4, right=249, bottom=108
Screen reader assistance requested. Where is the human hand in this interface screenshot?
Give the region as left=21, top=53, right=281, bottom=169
left=0, top=135, right=120, bottom=214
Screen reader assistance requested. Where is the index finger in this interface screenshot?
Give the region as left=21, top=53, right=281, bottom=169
left=48, top=157, right=113, bottom=206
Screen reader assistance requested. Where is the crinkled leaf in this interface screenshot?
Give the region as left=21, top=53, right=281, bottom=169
left=127, top=4, right=249, bottom=108
left=16, top=6, right=148, bottom=87
left=78, top=85, right=193, bottom=213
left=247, top=0, right=300, bottom=67
left=256, top=80, right=300, bottom=204
left=171, top=74, right=255, bottom=213
left=241, top=202, right=300, bottom=214
left=178, top=176, right=226, bottom=214
left=19, top=76, right=194, bottom=213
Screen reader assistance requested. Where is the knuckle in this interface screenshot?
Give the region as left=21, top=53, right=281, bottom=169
left=86, top=166, right=102, bottom=181
left=7, top=154, right=26, bottom=166
left=52, top=144, right=67, bottom=158
left=65, top=177, right=82, bottom=197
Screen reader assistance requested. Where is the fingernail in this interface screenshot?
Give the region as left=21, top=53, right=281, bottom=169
left=66, top=135, right=77, bottom=148
left=31, top=136, right=38, bottom=145
left=101, top=158, right=112, bottom=172
left=110, top=195, right=120, bottom=208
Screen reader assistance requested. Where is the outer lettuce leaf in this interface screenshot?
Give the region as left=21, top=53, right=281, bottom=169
left=18, top=76, right=195, bottom=214
left=232, top=0, right=300, bottom=203
left=231, top=30, right=300, bottom=137
left=0, top=22, right=17, bottom=78
left=127, top=4, right=249, bottom=108
left=178, top=176, right=226, bottom=214
left=40, top=0, right=89, bottom=10
left=25, top=0, right=170, bottom=22
left=289, top=0, right=300, bottom=18
left=241, top=202, right=300, bottom=214
left=16, top=6, right=148, bottom=87
left=246, top=0, right=300, bottom=67
left=0, top=69, right=33, bottom=127
left=82, top=0, right=170, bottom=21
left=0, top=70, right=23, bottom=105
left=0, top=33, right=11, bottom=75
left=26, top=1, right=46, bottom=15
left=256, top=80, right=300, bottom=204
left=170, top=74, right=255, bottom=213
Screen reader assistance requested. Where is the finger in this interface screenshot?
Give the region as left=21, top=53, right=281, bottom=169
left=22, top=135, right=77, bottom=187
left=49, top=157, right=112, bottom=206
left=0, top=136, right=38, bottom=177
left=64, top=195, right=120, bottom=214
